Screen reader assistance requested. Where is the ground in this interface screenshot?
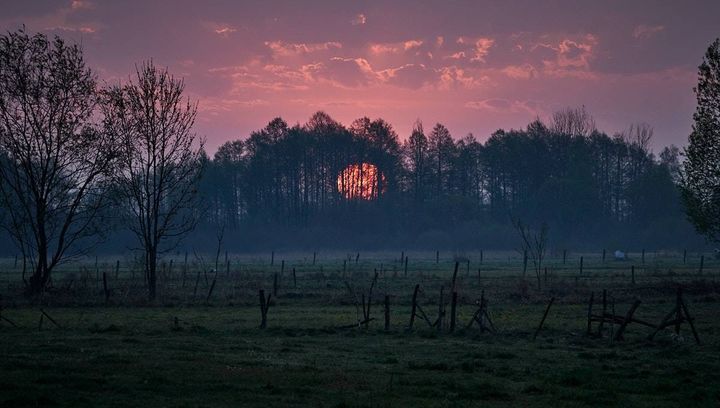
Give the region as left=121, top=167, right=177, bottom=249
left=0, top=250, right=718, bottom=407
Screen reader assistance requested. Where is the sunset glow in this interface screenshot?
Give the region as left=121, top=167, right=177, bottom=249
left=337, top=163, right=386, bottom=200
left=2, top=1, right=718, bottom=152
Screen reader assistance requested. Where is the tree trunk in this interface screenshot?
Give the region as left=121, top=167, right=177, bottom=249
left=147, top=247, right=158, bottom=301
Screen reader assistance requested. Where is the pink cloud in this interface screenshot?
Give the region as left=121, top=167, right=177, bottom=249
left=632, top=24, right=665, bottom=39
left=464, top=98, right=538, bottom=115
left=369, top=39, right=423, bottom=54
left=265, top=41, right=342, bottom=57
left=351, top=13, right=367, bottom=26
left=502, top=64, right=537, bottom=79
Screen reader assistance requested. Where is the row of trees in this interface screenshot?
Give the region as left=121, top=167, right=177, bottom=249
left=0, top=30, right=203, bottom=299
left=198, top=107, right=687, bottom=249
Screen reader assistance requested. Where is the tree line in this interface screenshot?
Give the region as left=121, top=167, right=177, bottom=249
left=198, top=108, right=692, bottom=251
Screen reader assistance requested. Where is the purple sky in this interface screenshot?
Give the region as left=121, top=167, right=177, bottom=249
left=2, top=0, right=718, bottom=153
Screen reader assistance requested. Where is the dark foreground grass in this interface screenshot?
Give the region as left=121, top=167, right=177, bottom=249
left=1, top=302, right=719, bottom=407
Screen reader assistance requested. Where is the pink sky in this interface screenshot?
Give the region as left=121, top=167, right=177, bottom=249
left=2, top=0, right=718, bottom=153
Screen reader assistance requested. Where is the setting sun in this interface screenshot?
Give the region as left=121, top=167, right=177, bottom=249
left=337, top=163, right=386, bottom=200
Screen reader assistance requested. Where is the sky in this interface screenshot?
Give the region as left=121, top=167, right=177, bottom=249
left=1, top=0, right=719, bottom=153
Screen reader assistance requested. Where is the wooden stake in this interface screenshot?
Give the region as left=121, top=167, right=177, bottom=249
left=699, top=255, right=704, bottom=275
left=614, top=299, right=641, bottom=341
left=678, top=287, right=701, bottom=344
left=586, top=292, right=594, bottom=336
left=451, top=262, right=459, bottom=292
left=408, top=284, right=420, bottom=330
left=450, top=291, right=458, bottom=332
left=533, top=297, right=555, bottom=340
left=206, top=272, right=217, bottom=303
left=259, top=289, right=271, bottom=329
left=597, top=289, right=607, bottom=336
left=437, top=286, right=444, bottom=331
left=384, top=295, right=390, bottom=331
left=102, top=272, right=109, bottom=303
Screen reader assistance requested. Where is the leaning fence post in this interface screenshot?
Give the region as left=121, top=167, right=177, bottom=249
left=533, top=297, right=555, bottom=340
left=614, top=299, right=641, bottom=341
left=258, top=289, right=270, bottom=329
left=273, top=273, right=278, bottom=296
left=678, top=287, right=701, bottom=344
left=452, top=262, right=459, bottom=292
left=206, top=272, right=217, bottom=303
left=293, top=268, right=297, bottom=288
left=404, top=256, right=408, bottom=277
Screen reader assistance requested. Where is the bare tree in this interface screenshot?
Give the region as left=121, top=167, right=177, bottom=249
left=0, top=29, right=117, bottom=297
left=622, top=122, right=653, bottom=152
left=102, top=61, right=204, bottom=301
left=513, top=219, right=548, bottom=289
left=550, top=106, right=596, bottom=137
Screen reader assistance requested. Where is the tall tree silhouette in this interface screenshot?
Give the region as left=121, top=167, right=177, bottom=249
left=0, top=29, right=117, bottom=296
left=682, top=39, right=720, bottom=242
left=103, top=61, right=204, bottom=301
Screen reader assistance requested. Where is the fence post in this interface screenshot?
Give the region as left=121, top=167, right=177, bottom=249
left=450, top=291, right=458, bottom=332
left=699, top=255, right=704, bottom=275
left=384, top=295, right=390, bottom=331
left=408, top=284, right=420, bottom=330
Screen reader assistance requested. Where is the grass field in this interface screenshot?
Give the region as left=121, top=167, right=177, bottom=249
left=1, top=250, right=719, bottom=407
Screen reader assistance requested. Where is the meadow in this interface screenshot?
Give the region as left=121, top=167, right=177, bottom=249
left=1, top=250, right=719, bottom=407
